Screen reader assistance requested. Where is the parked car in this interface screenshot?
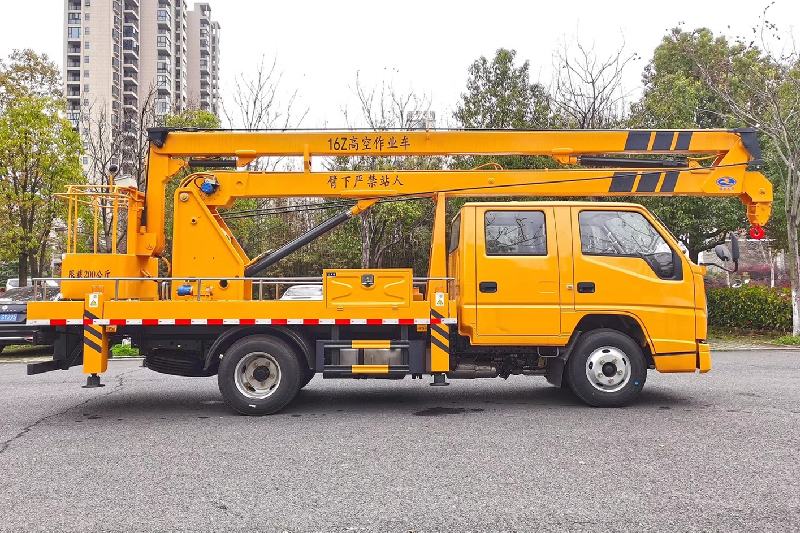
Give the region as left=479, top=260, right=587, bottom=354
left=278, top=284, right=323, bottom=301
left=0, top=286, right=61, bottom=353
left=4, top=278, right=59, bottom=292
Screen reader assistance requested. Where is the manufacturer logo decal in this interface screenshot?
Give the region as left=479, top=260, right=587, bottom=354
left=716, top=177, right=737, bottom=190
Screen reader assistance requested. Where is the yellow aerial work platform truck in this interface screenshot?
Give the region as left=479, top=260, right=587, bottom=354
left=22, top=128, right=772, bottom=414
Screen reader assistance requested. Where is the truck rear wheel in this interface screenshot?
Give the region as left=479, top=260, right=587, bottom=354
left=566, top=329, right=647, bottom=407
left=217, top=335, right=303, bottom=415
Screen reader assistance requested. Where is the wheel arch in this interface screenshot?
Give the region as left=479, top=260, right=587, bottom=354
left=203, top=326, right=314, bottom=373
left=547, top=313, right=654, bottom=388
left=573, top=313, right=654, bottom=366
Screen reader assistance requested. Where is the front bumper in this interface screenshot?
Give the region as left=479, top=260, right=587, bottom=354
left=652, top=341, right=711, bottom=373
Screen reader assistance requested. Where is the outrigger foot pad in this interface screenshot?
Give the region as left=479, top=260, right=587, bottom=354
left=430, top=373, right=449, bottom=387
left=82, top=373, right=105, bottom=388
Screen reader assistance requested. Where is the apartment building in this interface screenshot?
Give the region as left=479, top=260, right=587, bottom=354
left=63, top=0, right=220, bottom=173
left=186, top=3, right=220, bottom=114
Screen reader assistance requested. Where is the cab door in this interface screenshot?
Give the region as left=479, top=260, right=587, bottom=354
left=571, top=206, right=696, bottom=354
left=475, top=207, right=561, bottom=338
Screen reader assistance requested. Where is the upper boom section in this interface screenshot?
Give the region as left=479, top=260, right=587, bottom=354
left=148, top=127, right=763, bottom=160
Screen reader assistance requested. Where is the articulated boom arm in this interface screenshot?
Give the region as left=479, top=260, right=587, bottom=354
left=139, top=128, right=772, bottom=258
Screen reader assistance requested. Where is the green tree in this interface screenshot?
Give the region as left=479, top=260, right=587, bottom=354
left=0, top=50, right=83, bottom=285
left=681, top=20, right=800, bottom=334
left=455, top=48, right=552, bottom=130
left=162, top=109, right=221, bottom=129
left=629, top=28, right=757, bottom=262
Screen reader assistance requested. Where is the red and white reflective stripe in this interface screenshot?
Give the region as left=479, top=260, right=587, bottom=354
left=27, top=317, right=458, bottom=326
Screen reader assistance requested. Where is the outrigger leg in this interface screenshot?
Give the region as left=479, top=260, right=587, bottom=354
left=430, top=373, right=449, bottom=387
left=82, top=373, right=105, bottom=388
left=81, top=292, right=109, bottom=389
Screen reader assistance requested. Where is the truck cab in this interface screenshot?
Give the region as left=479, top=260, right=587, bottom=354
left=449, top=201, right=710, bottom=382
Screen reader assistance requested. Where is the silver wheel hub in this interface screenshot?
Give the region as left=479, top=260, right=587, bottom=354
left=235, top=352, right=282, bottom=399
left=585, top=346, right=630, bottom=393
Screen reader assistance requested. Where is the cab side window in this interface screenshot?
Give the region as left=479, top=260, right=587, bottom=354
left=448, top=214, right=461, bottom=254
left=578, top=210, right=680, bottom=280
left=485, top=211, right=547, bottom=256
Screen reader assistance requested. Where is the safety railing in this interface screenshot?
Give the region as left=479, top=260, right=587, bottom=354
left=31, top=276, right=454, bottom=302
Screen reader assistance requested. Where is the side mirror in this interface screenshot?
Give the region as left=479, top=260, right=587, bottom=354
left=715, top=244, right=731, bottom=262
left=713, top=233, right=740, bottom=272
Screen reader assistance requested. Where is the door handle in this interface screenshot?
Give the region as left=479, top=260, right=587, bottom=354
left=577, top=282, right=595, bottom=294
left=479, top=281, right=497, bottom=293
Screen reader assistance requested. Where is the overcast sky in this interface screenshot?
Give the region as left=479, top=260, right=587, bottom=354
left=0, top=0, right=796, bottom=127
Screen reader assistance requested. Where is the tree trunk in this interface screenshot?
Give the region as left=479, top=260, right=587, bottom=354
left=28, top=251, right=39, bottom=279
left=786, top=212, right=800, bottom=336
left=689, top=249, right=700, bottom=265
left=18, top=253, right=28, bottom=287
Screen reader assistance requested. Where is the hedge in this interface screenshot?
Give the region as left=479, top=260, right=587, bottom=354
left=706, top=286, right=792, bottom=332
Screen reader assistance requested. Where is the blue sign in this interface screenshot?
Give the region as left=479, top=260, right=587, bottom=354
left=716, top=177, right=737, bottom=188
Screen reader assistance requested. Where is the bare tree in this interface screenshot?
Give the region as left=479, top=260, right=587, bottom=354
left=80, top=83, right=160, bottom=253
left=218, top=56, right=308, bottom=257
left=333, top=74, right=437, bottom=269
left=552, top=38, right=638, bottom=128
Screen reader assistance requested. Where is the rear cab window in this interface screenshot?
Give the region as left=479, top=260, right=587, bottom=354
left=484, top=210, right=547, bottom=256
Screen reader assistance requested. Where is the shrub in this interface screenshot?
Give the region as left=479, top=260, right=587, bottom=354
left=706, top=286, right=792, bottom=332
left=111, top=344, right=140, bottom=357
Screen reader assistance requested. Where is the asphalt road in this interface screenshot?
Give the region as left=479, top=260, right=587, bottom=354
left=0, top=351, right=798, bottom=533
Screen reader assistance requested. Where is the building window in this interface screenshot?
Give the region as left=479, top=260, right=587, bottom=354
left=85, top=41, right=90, bottom=49
left=83, top=142, right=88, bottom=150
left=85, top=13, right=90, bottom=20
left=84, top=70, right=89, bottom=78
left=83, top=157, right=88, bottom=165
left=84, top=55, right=89, bottom=63
left=68, top=28, right=81, bottom=39
left=84, top=84, right=89, bottom=92
left=83, top=98, right=89, bottom=106
left=85, top=27, right=90, bottom=35
left=85, top=0, right=90, bottom=5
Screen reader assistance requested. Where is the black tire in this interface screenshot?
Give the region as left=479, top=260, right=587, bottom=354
left=566, top=328, right=647, bottom=407
left=300, top=368, right=315, bottom=389
left=218, top=335, right=303, bottom=415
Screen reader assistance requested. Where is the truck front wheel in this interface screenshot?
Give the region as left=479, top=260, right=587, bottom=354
left=566, top=329, right=647, bottom=407
left=218, top=335, right=303, bottom=415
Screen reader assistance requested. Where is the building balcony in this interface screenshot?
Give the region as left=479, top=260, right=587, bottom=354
left=123, top=27, right=139, bottom=39
left=157, top=10, right=172, bottom=29
left=123, top=70, right=138, bottom=82
left=68, top=1, right=81, bottom=11
left=67, top=44, right=81, bottom=55
left=124, top=15, right=139, bottom=28
left=123, top=99, right=137, bottom=111
left=123, top=3, right=138, bottom=18
left=124, top=0, right=139, bottom=8
left=66, top=89, right=81, bottom=97
left=156, top=37, right=172, bottom=54
left=123, top=84, right=138, bottom=96
left=66, top=74, right=81, bottom=83
left=123, top=40, right=140, bottom=59
left=67, top=59, right=81, bottom=68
